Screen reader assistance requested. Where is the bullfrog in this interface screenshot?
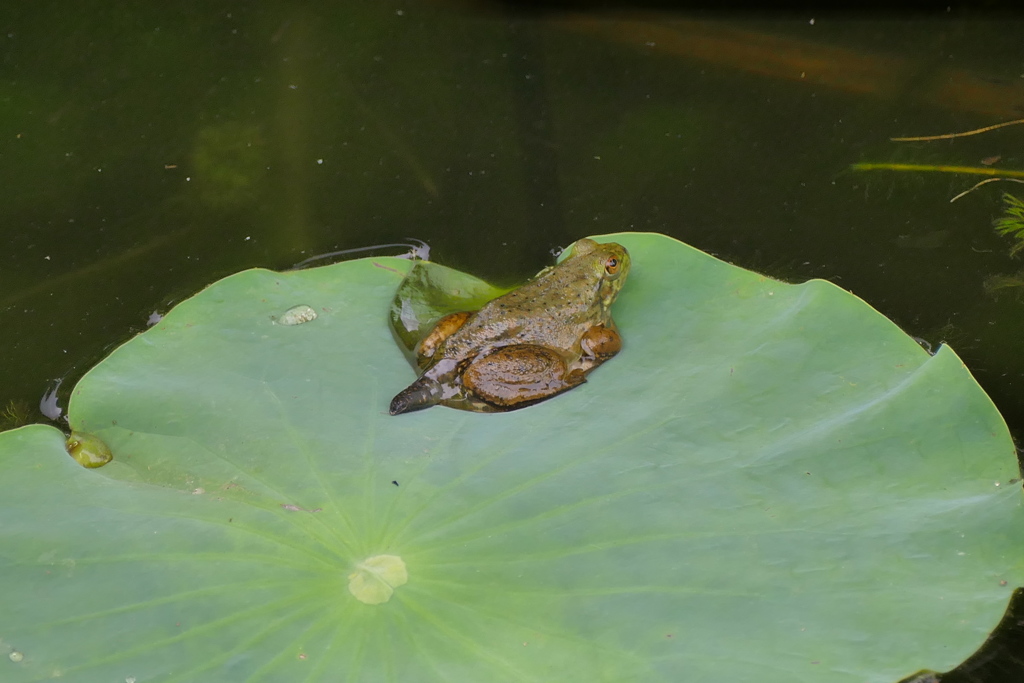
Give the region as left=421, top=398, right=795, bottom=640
left=389, top=238, right=630, bottom=415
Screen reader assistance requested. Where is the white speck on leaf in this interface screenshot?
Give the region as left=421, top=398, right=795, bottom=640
left=275, top=304, right=317, bottom=326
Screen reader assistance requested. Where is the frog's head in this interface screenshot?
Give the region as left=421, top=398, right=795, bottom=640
left=569, top=238, right=630, bottom=309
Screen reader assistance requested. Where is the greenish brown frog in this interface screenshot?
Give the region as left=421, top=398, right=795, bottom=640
left=389, top=238, right=630, bottom=415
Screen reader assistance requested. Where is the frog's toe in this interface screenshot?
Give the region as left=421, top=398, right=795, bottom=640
left=389, top=376, right=444, bottom=415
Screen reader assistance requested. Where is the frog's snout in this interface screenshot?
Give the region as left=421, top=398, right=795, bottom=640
left=389, top=376, right=444, bottom=415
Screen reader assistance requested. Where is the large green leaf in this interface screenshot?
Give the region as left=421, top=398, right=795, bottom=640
left=2, top=233, right=1022, bottom=682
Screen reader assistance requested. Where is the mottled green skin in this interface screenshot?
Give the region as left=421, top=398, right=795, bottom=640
left=389, top=238, right=630, bottom=414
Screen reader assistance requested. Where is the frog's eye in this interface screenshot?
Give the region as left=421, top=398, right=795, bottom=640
left=604, top=257, right=620, bottom=275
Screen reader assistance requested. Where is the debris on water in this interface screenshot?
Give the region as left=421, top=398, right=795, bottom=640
left=291, top=238, right=430, bottom=269
left=912, top=337, right=934, bottom=354
left=39, top=379, right=63, bottom=421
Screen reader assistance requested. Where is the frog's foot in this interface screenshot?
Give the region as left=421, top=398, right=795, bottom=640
left=578, top=324, right=622, bottom=371
left=389, top=376, right=445, bottom=415
left=415, top=311, right=473, bottom=370
left=462, top=344, right=585, bottom=410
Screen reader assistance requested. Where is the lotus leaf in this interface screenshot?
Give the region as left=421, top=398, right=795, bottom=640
left=1, top=233, right=1022, bottom=682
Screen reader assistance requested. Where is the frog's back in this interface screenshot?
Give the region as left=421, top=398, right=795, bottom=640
left=440, top=257, right=606, bottom=360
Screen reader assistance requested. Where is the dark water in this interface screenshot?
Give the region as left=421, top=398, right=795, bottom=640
left=2, top=2, right=1024, bottom=679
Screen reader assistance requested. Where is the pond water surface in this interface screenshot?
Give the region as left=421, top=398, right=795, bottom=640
left=2, top=3, right=1024, bottom=681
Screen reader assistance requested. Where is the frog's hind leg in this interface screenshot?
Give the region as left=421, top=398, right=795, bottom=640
left=389, top=376, right=444, bottom=415
left=462, top=345, right=585, bottom=411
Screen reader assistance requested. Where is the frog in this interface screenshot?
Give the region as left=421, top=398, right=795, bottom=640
left=389, top=238, right=630, bottom=415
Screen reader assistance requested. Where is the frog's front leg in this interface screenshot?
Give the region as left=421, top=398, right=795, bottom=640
left=462, top=345, right=585, bottom=410
left=577, top=323, right=622, bottom=373
left=415, top=311, right=473, bottom=369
